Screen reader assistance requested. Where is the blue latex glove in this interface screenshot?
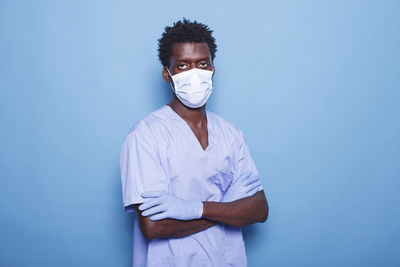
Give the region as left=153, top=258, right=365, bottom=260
left=222, top=171, right=262, bottom=202
left=138, top=191, right=203, bottom=221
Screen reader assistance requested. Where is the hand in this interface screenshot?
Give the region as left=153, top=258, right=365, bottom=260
left=222, top=171, right=262, bottom=202
left=138, top=191, right=203, bottom=221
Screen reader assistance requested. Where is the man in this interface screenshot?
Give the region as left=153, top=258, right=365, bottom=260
left=120, top=18, right=269, bottom=267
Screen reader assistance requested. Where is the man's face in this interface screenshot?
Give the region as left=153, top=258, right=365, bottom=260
left=163, top=42, right=214, bottom=82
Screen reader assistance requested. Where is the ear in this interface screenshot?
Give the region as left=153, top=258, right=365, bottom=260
left=162, top=67, right=171, bottom=83
left=212, top=65, right=216, bottom=77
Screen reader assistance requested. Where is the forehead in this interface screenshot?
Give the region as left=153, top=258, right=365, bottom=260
left=171, top=42, right=211, bottom=61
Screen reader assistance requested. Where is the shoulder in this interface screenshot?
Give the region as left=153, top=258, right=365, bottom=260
left=122, top=105, right=173, bottom=147
left=126, top=105, right=170, bottom=134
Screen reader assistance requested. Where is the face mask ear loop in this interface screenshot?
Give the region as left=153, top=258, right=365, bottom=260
left=211, top=65, right=215, bottom=78
left=166, top=67, right=176, bottom=93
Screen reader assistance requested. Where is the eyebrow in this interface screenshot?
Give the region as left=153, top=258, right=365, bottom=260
left=176, top=57, right=211, bottom=63
left=197, top=57, right=210, bottom=62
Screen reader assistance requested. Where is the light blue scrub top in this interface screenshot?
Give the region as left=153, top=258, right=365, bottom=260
left=120, top=105, right=263, bottom=267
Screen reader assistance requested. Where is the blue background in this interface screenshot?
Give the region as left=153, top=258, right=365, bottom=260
left=1, top=0, right=399, bottom=266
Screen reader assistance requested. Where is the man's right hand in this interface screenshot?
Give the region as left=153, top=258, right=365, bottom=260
left=139, top=191, right=203, bottom=221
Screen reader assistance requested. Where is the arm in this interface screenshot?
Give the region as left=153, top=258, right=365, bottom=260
left=137, top=173, right=268, bottom=239
left=135, top=189, right=268, bottom=239
left=133, top=204, right=216, bottom=240
left=203, top=190, right=268, bottom=227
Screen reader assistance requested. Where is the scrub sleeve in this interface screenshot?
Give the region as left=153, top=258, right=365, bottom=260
left=234, top=129, right=264, bottom=192
left=120, top=120, right=168, bottom=212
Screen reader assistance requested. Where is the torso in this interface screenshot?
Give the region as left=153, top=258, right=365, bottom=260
left=131, top=105, right=248, bottom=266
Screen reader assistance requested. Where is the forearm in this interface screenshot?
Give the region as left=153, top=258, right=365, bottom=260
left=135, top=205, right=216, bottom=239
left=202, top=190, right=268, bottom=227
left=134, top=189, right=268, bottom=239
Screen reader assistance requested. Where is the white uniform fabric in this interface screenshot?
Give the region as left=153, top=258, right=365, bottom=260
left=120, top=105, right=262, bottom=267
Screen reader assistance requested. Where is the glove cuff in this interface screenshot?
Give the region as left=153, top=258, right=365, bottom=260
left=194, top=201, right=204, bottom=219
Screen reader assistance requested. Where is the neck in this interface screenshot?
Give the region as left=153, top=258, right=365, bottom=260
left=168, top=96, right=206, bottom=128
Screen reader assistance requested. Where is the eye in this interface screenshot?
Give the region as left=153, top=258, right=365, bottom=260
left=199, top=62, right=209, bottom=68
left=177, top=64, right=188, bottom=70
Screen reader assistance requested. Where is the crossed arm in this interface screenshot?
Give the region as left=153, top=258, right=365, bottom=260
left=131, top=171, right=269, bottom=240
left=133, top=190, right=268, bottom=239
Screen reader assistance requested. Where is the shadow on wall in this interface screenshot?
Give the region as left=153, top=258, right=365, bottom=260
left=243, top=222, right=270, bottom=251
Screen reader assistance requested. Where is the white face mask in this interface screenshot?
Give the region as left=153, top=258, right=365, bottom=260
left=167, top=68, right=213, bottom=108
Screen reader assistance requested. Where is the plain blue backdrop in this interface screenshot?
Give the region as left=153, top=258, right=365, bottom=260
left=1, top=0, right=399, bottom=266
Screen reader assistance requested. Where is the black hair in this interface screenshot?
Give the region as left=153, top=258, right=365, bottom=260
left=158, top=18, right=217, bottom=67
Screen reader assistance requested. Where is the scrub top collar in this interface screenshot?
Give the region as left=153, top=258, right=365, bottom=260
left=164, top=104, right=214, bottom=153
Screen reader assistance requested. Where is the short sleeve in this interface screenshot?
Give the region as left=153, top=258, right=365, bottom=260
left=233, top=129, right=264, bottom=192
left=119, top=121, right=168, bottom=212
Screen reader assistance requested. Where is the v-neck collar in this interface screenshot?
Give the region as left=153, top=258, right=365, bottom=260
left=164, top=104, right=213, bottom=153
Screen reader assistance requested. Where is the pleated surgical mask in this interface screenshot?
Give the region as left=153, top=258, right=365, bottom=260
left=167, top=68, right=213, bottom=108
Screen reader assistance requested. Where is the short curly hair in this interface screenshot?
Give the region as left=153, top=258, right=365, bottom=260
left=158, top=18, right=217, bottom=67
